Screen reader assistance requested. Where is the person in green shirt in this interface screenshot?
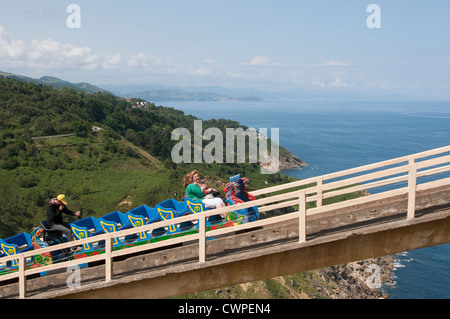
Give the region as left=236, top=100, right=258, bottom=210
left=184, top=170, right=226, bottom=213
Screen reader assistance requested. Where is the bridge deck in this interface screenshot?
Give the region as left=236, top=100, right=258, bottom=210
left=1, top=182, right=448, bottom=299
left=1, top=145, right=449, bottom=299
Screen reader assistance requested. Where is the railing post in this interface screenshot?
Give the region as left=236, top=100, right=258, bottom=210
left=407, top=157, right=417, bottom=220
left=199, top=215, right=206, bottom=263
left=298, top=190, right=307, bottom=243
left=105, top=235, right=113, bottom=281
left=316, top=177, right=323, bottom=208
left=18, top=254, right=26, bottom=299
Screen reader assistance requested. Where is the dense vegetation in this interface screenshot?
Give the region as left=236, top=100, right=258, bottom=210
left=0, top=77, right=293, bottom=238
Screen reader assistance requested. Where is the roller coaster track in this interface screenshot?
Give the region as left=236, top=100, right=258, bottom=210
left=1, top=145, right=450, bottom=299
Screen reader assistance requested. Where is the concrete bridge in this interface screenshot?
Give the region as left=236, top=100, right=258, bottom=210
left=1, top=145, right=449, bottom=299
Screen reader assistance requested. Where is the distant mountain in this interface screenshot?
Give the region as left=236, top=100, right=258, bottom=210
left=183, top=85, right=411, bottom=101
left=124, top=88, right=263, bottom=102
left=99, top=83, right=263, bottom=102
left=0, top=71, right=109, bottom=94
left=38, top=76, right=110, bottom=94
left=101, top=83, right=412, bottom=103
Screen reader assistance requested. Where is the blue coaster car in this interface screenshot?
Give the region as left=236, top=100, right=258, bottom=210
left=156, top=199, right=195, bottom=232
left=98, top=211, right=129, bottom=247
left=0, top=233, right=34, bottom=268
left=119, top=205, right=159, bottom=241
left=183, top=198, right=225, bottom=225
left=156, top=199, right=190, bottom=216
left=70, top=217, right=103, bottom=251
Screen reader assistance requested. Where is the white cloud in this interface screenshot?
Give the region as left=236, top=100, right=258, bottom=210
left=0, top=26, right=27, bottom=59
left=225, top=70, right=245, bottom=78
left=126, top=52, right=162, bottom=68
left=29, top=38, right=98, bottom=67
left=102, top=53, right=122, bottom=69
left=250, top=55, right=270, bottom=66
left=0, top=26, right=170, bottom=74
left=0, top=25, right=99, bottom=70
left=318, top=60, right=350, bottom=67
left=312, top=80, right=327, bottom=88
left=0, top=26, right=360, bottom=91
left=189, top=67, right=212, bottom=76
left=245, top=55, right=282, bottom=67
left=367, top=81, right=394, bottom=90
left=311, top=77, right=349, bottom=88
left=329, top=76, right=349, bottom=88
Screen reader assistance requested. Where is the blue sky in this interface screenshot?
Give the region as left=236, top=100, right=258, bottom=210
left=1, top=1, right=450, bottom=99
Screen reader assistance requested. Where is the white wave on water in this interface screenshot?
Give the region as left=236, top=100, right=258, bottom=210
left=393, top=252, right=414, bottom=271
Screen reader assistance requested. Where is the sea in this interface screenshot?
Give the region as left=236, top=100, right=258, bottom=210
left=160, top=99, right=450, bottom=299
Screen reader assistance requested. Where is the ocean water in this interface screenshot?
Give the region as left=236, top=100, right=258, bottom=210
left=160, top=99, right=450, bottom=299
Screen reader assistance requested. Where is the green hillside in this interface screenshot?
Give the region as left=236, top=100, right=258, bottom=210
left=0, top=76, right=295, bottom=237
left=0, top=71, right=108, bottom=94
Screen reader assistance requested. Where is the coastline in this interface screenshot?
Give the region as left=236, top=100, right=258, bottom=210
left=317, top=256, right=394, bottom=299
left=278, top=148, right=307, bottom=170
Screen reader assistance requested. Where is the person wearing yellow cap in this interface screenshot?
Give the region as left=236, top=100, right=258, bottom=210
left=46, top=194, right=81, bottom=242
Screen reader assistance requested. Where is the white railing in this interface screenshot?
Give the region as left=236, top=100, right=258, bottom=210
left=1, top=145, right=450, bottom=298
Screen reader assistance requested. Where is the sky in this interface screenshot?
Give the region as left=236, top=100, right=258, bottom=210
left=0, top=1, right=450, bottom=99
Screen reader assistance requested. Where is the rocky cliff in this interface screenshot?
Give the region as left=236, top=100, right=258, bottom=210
left=279, top=152, right=307, bottom=170
left=178, top=256, right=393, bottom=299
